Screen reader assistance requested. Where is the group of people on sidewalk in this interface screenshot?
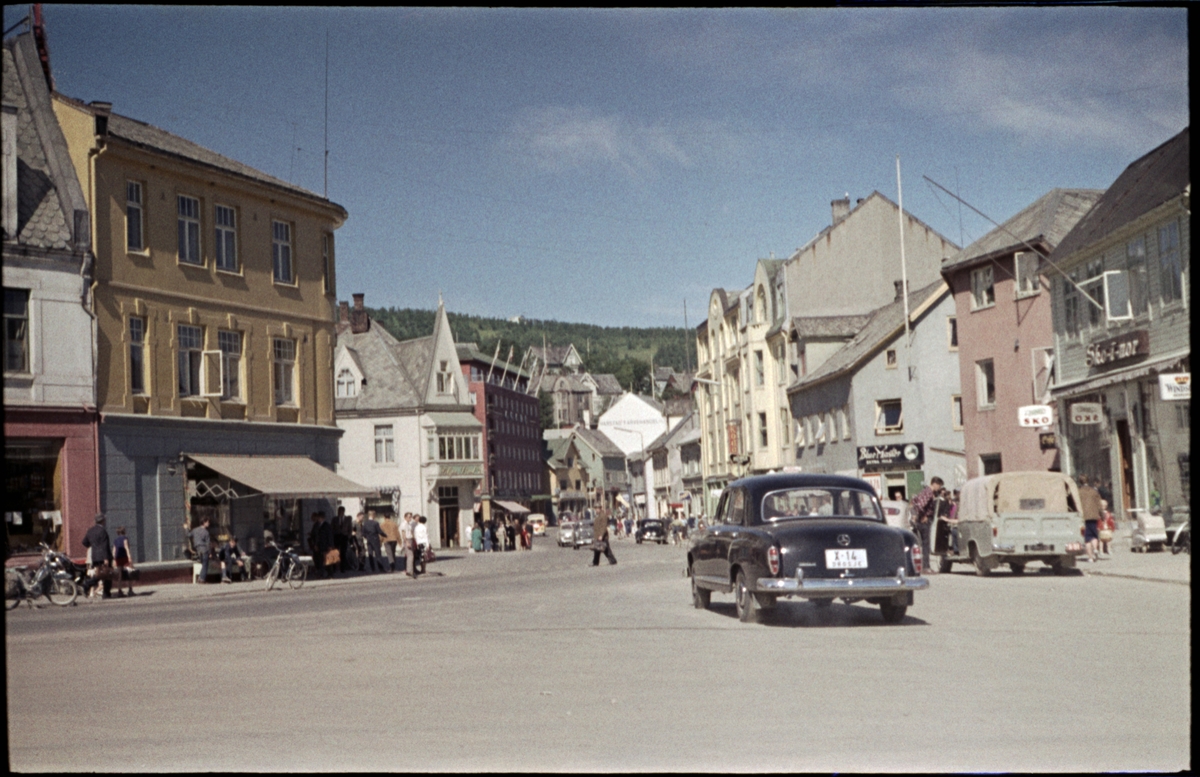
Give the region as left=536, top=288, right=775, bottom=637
left=81, top=513, right=137, bottom=599
left=469, top=517, right=532, bottom=552
left=310, top=508, right=429, bottom=579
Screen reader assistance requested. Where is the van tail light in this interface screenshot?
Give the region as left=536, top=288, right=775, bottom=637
left=993, top=526, right=999, bottom=538
left=910, top=544, right=923, bottom=576
left=767, top=545, right=780, bottom=576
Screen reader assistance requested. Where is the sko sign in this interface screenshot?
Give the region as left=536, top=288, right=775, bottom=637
left=1018, top=405, right=1054, bottom=428
left=1070, top=402, right=1102, bottom=425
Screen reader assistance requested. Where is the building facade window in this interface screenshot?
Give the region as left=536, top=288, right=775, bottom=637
left=436, top=360, right=452, bottom=393
left=177, top=195, right=201, bottom=264
left=970, top=265, right=995, bottom=309
left=885, top=348, right=897, bottom=369
left=758, top=412, right=768, bottom=448
left=322, top=233, right=334, bottom=295
left=126, top=181, right=144, bottom=252
left=374, top=424, right=395, bottom=463
left=432, top=432, right=480, bottom=461
left=218, top=330, right=241, bottom=400
left=1126, top=236, right=1149, bottom=316
left=754, top=350, right=764, bottom=386
left=980, top=453, right=1003, bottom=475
left=129, top=316, right=146, bottom=395
left=336, top=368, right=357, bottom=398
left=875, top=400, right=903, bottom=434
left=273, top=337, right=296, bottom=405
left=952, top=394, right=963, bottom=430
left=1062, top=270, right=1081, bottom=336
left=177, top=323, right=203, bottom=397
left=272, top=221, right=293, bottom=283
left=4, top=288, right=29, bottom=373
left=1083, top=259, right=1105, bottom=327
left=976, top=359, right=996, bottom=408
left=780, top=408, right=790, bottom=445
left=1014, top=251, right=1040, bottom=297
left=1158, top=220, right=1182, bottom=304
left=215, top=205, right=237, bottom=272
left=841, top=406, right=850, bottom=439
left=947, top=316, right=958, bottom=350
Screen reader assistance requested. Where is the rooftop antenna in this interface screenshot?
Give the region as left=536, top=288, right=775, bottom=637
left=896, top=155, right=911, bottom=348
left=323, top=29, right=329, bottom=198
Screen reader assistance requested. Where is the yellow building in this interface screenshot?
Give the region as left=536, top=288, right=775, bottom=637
left=52, top=94, right=352, bottom=562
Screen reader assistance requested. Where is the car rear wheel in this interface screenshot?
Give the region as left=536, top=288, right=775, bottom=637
left=734, top=570, right=758, bottom=623
left=971, top=547, right=992, bottom=577
left=1009, top=562, right=1025, bottom=575
left=879, top=601, right=907, bottom=624
left=938, top=555, right=953, bottom=574
left=690, top=568, right=710, bottom=609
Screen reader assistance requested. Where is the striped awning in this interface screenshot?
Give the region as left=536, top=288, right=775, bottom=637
left=494, top=500, right=530, bottom=514
left=185, top=454, right=376, bottom=500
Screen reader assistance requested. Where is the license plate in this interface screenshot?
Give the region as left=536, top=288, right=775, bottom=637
left=825, top=549, right=868, bottom=569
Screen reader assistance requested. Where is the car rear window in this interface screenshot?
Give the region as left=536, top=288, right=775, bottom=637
left=759, top=487, right=883, bottom=523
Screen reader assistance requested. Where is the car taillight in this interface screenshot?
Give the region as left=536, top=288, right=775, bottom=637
left=767, top=545, right=780, bottom=576
left=910, top=544, right=923, bottom=576
left=993, top=526, right=998, bottom=537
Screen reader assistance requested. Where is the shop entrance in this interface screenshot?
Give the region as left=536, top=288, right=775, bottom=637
left=4, top=439, right=63, bottom=554
left=438, top=486, right=460, bottom=548
left=1116, top=419, right=1136, bottom=513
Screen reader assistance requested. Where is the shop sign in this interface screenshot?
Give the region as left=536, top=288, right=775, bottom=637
left=1069, top=402, right=1102, bottom=425
left=857, top=442, right=924, bottom=471
left=726, top=421, right=741, bottom=456
left=1158, top=373, right=1191, bottom=401
left=860, top=472, right=883, bottom=498
left=1018, top=405, right=1054, bottom=428
left=1085, top=330, right=1148, bottom=369
left=1039, top=432, right=1057, bottom=451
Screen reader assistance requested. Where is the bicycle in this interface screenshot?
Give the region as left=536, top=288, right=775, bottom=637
left=263, top=541, right=307, bottom=591
left=5, top=543, right=79, bottom=610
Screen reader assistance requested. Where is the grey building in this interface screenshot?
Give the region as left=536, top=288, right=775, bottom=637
left=787, top=279, right=965, bottom=500
left=646, top=411, right=699, bottom=521
left=1048, top=127, right=1190, bottom=521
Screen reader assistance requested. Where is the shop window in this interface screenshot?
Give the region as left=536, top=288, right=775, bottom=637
left=5, top=288, right=29, bottom=374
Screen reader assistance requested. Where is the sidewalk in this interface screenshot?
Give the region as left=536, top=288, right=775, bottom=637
left=1077, top=526, right=1191, bottom=586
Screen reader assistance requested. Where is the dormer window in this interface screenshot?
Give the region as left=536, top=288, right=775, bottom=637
left=436, top=360, right=451, bottom=393
left=336, top=367, right=358, bottom=398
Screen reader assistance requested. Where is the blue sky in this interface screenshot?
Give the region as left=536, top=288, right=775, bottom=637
left=6, top=6, right=1188, bottom=327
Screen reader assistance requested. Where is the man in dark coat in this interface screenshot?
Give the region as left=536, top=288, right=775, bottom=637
left=190, top=518, right=212, bottom=583
left=591, top=507, right=617, bottom=566
left=331, top=505, right=353, bottom=573
left=310, top=512, right=335, bottom=579
left=82, top=513, right=114, bottom=598
left=361, top=510, right=386, bottom=573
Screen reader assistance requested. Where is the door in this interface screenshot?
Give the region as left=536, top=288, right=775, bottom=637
left=438, top=486, right=460, bottom=548
left=711, top=488, right=745, bottom=585
left=1116, top=419, right=1136, bottom=514
left=693, top=490, right=728, bottom=579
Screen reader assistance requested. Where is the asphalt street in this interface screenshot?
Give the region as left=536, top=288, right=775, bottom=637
left=6, top=530, right=1191, bottom=772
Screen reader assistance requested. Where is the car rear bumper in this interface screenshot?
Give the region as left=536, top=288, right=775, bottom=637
left=757, top=571, right=929, bottom=598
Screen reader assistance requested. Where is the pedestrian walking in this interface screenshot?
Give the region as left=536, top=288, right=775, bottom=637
left=189, top=517, right=212, bottom=584
left=414, top=515, right=430, bottom=576
left=113, top=526, right=136, bottom=596
left=332, top=505, right=353, bottom=573
left=83, top=513, right=115, bottom=598
left=1078, top=474, right=1102, bottom=563
left=591, top=507, right=617, bottom=566
left=401, top=513, right=417, bottom=577
left=909, top=477, right=946, bottom=570
left=380, top=512, right=400, bottom=571
left=505, top=519, right=516, bottom=552
left=1098, top=499, right=1115, bottom=557
left=361, top=510, right=386, bottom=573
left=471, top=521, right=483, bottom=553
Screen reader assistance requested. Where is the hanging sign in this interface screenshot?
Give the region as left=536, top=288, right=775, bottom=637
left=1070, top=402, right=1102, bottom=425
left=1039, top=433, right=1057, bottom=451
left=1085, top=330, right=1149, bottom=369
left=1158, top=373, right=1191, bottom=401
left=857, top=442, right=924, bottom=470
left=1018, top=405, right=1054, bottom=428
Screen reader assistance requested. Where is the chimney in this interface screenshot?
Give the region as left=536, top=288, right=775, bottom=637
left=349, top=293, right=370, bottom=334
left=894, top=280, right=908, bottom=302
left=338, top=300, right=350, bottom=325
left=831, top=196, right=851, bottom=225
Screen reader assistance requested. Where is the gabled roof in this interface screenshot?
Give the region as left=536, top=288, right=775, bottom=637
left=647, top=411, right=697, bottom=453
left=592, top=373, right=624, bottom=395
left=941, top=188, right=1105, bottom=273
left=790, top=190, right=954, bottom=260
left=335, top=321, right=435, bottom=413
left=3, top=33, right=87, bottom=250
left=573, top=427, right=624, bottom=458
left=544, top=436, right=573, bottom=466
left=1050, top=127, right=1189, bottom=263
left=790, top=314, right=872, bottom=340
left=789, top=279, right=949, bottom=393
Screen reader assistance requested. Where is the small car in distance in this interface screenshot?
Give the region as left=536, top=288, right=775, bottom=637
left=688, top=473, right=928, bottom=624
left=636, top=519, right=668, bottom=544
left=557, top=520, right=576, bottom=548
left=527, top=514, right=547, bottom=536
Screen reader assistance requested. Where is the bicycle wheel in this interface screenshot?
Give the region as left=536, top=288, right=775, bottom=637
left=286, top=558, right=307, bottom=589
left=5, top=569, right=23, bottom=611
left=265, top=562, right=279, bottom=591
left=46, top=574, right=78, bottom=606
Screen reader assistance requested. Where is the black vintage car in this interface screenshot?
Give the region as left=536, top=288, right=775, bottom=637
left=636, top=519, right=667, bottom=544
left=688, top=473, right=928, bottom=624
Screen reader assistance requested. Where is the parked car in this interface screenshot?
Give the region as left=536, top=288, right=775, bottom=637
left=933, top=471, right=1085, bottom=575
left=879, top=500, right=910, bottom=530
left=527, top=514, right=547, bottom=536
left=557, top=521, right=576, bottom=548
left=688, top=473, right=928, bottom=624
left=636, top=519, right=668, bottom=544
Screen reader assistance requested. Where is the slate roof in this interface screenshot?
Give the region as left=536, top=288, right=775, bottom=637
left=592, top=373, right=624, bottom=395
left=789, top=279, right=948, bottom=392
left=791, top=314, right=872, bottom=339
left=1049, top=127, right=1189, bottom=263
left=941, top=188, right=1105, bottom=273
left=544, top=436, right=573, bottom=466
left=335, top=320, right=434, bottom=413
left=51, top=91, right=347, bottom=218
left=573, top=427, right=624, bottom=458
left=3, top=34, right=81, bottom=250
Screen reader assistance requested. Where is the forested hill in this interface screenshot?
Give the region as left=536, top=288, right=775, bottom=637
left=367, top=307, right=696, bottom=392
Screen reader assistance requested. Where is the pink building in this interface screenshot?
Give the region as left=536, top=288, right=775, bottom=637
left=942, top=189, right=1102, bottom=479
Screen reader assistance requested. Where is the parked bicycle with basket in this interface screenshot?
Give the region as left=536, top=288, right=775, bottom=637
left=263, top=541, right=307, bottom=591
